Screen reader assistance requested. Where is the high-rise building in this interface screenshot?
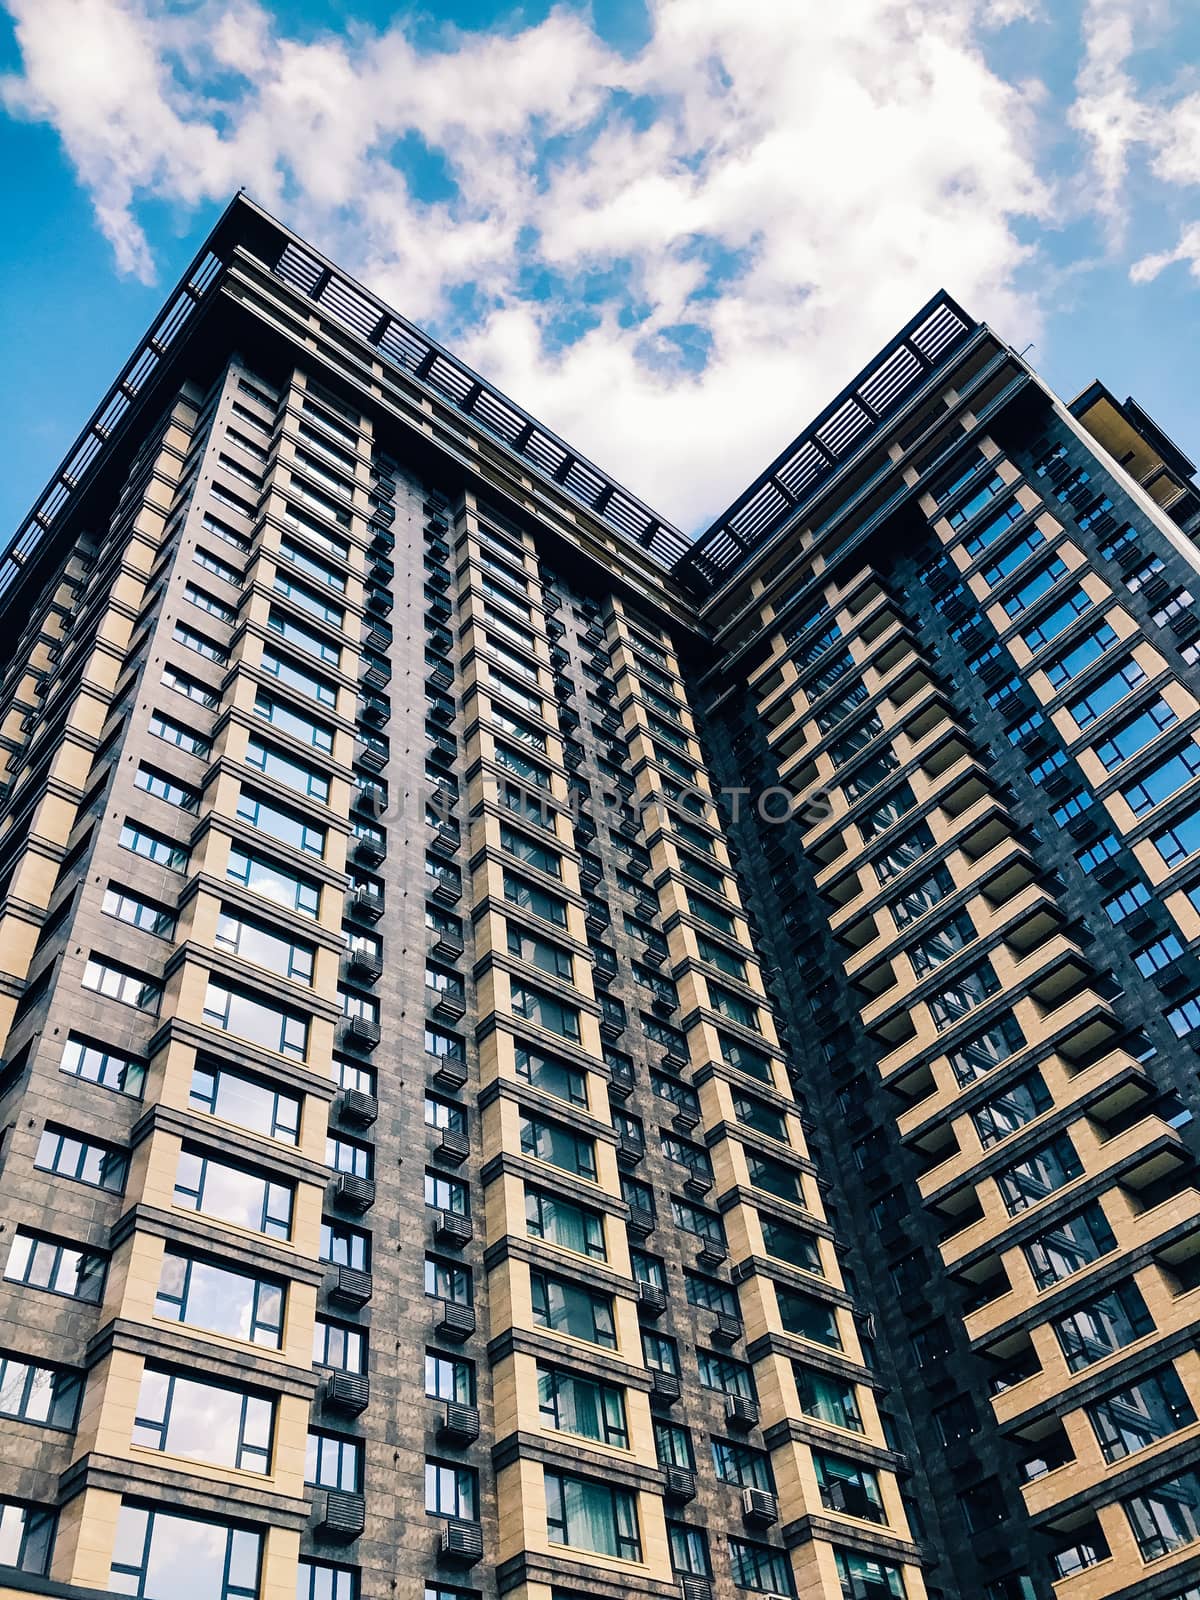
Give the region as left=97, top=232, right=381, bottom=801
left=1, top=194, right=1199, bottom=1600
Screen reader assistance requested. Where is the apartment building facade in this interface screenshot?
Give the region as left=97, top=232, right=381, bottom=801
left=0, top=194, right=1197, bottom=1600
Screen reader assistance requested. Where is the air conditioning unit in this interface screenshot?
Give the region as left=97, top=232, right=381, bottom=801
left=312, top=1490, right=365, bottom=1542
left=637, top=1281, right=667, bottom=1317
left=437, top=1302, right=476, bottom=1342
left=679, top=1577, right=714, bottom=1600
left=650, top=1371, right=682, bottom=1405
left=663, top=1465, right=696, bottom=1503
left=626, top=1205, right=655, bottom=1238
left=434, top=1210, right=473, bottom=1247
left=335, top=1088, right=378, bottom=1129
left=329, top=1266, right=372, bottom=1309
left=323, top=1371, right=370, bottom=1416
left=438, top=1518, right=483, bottom=1566
left=333, top=1173, right=375, bottom=1213
left=438, top=1401, right=481, bottom=1444
left=712, top=1313, right=742, bottom=1347
left=724, top=1394, right=759, bottom=1430
left=434, top=1129, right=470, bottom=1167
left=741, top=1486, right=778, bottom=1527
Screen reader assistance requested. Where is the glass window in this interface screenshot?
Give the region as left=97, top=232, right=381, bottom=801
left=698, top=1350, right=754, bottom=1398
left=267, top=606, right=341, bottom=667
left=815, top=1452, right=885, bottom=1523
left=189, top=1062, right=301, bottom=1144
left=1124, top=1471, right=1200, bottom=1562
left=996, top=1133, right=1082, bottom=1215
left=424, top=1458, right=477, bottom=1519
left=972, top=1072, right=1052, bottom=1148
left=1087, top=1364, right=1195, bottom=1462
left=315, top=1319, right=366, bottom=1375
left=120, top=820, right=187, bottom=870
left=514, top=1044, right=587, bottom=1105
left=425, top=1256, right=472, bottom=1305
left=133, top=1367, right=273, bottom=1473
left=544, top=1470, right=641, bottom=1562
left=227, top=844, right=321, bottom=916
left=155, top=1248, right=284, bottom=1347
left=537, top=1363, right=628, bottom=1448
left=254, top=688, right=334, bottom=752
left=82, top=955, right=160, bottom=1013
left=503, top=871, right=567, bottom=926
left=669, top=1522, right=712, bottom=1577
left=102, top=885, right=175, bottom=938
left=794, top=1365, right=863, bottom=1432
left=35, top=1127, right=127, bottom=1193
left=0, top=1353, right=80, bottom=1429
left=1024, top=1202, right=1116, bottom=1289
left=4, top=1230, right=104, bottom=1303
left=135, top=764, right=199, bottom=811
left=109, top=1503, right=260, bottom=1599
left=833, top=1548, right=905, bottom=1599
left=1052, top=1280, right=1155, bottom=1372
left=729, top=1537, right=794, bottom=1593
left=519, top=1114, right=595, bottom=1179
left=507, top=922, right=573, bottom=980
left=216, top=907, right=315, bottom=983
left=306, top=1431, right=362, bottom=1493
left=777, top=1287, right=841, bottom=1348
left=425, top=1353, right=474, bottom=1404
left=526, top=1188, right=605, bottom=1259
left=174, top=1147, right=293, bottom=1239
left=531, top=1271, right=615, bottom=1348
left=321, top=1221, right=370, bottom=1272
left=262, top=647, right=337, bottom=708
left=713, top=1439, right=773, bottom=1490
left=297, top=1560, right=358, bottom=1600
left=203, top=979, right=309, bottom=1059
left=246, top=735, right=329, bottom=803
left=1121, top=744, right=1200, bottom=816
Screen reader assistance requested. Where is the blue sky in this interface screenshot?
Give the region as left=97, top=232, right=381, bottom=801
left=3, top=0, right=1200, bottom=540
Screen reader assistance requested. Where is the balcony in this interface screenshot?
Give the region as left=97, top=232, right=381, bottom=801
left=437, top=1302, right=476, bottom=1342
left=437, top=1401, right=481, bottom=1445
left=334, top=1089, right=378, bottom=1130
left=322, top=1371, right=370, bottom=1417
left=312, top=1490, right=365, bottom=1542
left=438, top=1518, right=483, bottom=1567
left=332, top=1172, right=375, bottom=1213
left=433, top=1210, right=473, bottom=1248
left=328, top=1265, right=372, bottom=1309
left=337, top=1015, right=380, bottom=1053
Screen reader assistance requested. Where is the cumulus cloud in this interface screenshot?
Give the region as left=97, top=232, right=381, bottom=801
left=1, top=0, right=1051, bottom=528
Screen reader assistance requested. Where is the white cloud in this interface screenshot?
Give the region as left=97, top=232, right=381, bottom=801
left=1, top=0, right=1052, bottom=529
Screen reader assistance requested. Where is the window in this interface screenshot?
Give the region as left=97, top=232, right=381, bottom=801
left=185, top=582, right=237, bottom=624
left=237, top=787, right=325, bottom=856
left=245, top=735, right=329, bottom=802
left=135, top=764, right=199, bottom=811
left=520, top=1113, right=596, bottom=1179
left=531, top=1270, right=615, bottom=1348
left=815, top=1453, right=885, bottom=1523
left=526, top=1188, right=605, bottom=1259
left=1019, top=587, right=1093, bottom=651
left=5, top=1230, right=104, bottom=1303
left=189, top=1062, right=301, bottom=1144
left=996, top=1133, right=1083, bottom=1215
left=155, top=1247, right=284, bottom=1347
left=203, top=979, right=308, bottom=1059
left=720, top=1034, right=775, bottom=1084
left=426, top=1352, right=474, bottom=1404
left=1000, top=556, right=1066, bottom=617
left=538, top=1363, right=628, bottom=1448
left=1024, top=1202, right=1116, bottom=1289
left=103, top=885, right=175, bottom=938
left=306, top=1431, right=362, bottom=1493
left=215, top=906, right=315, bottom=984
left=761, top=1216, right=823, bottom=1274
left=507, top=923, right=573, bottom=980
left=1052, top=1280, right=1155, bottom=1371
left=1121, top=744, right=1200, bottom=816
left=174, top=1147, right=293, bottom=1239
left=503, top=871, right=567, bottom=926
left=425, top=1255, right=472, bottom=1305
left=161, top=664, right=219, bottom=709
left=662, top=1133, right=712, bottom=1180
left=267, top=606, right=341, bottom=666
left=274, top=571, right=344, bottom=629
left=713, top=1439, right=773, bottom=1491
left=120, top=820, right=187, bottom=870
left=133, top=1367, right=273, bottom=1473
left=279, top=536, right=346, bottom=593
left=642, top=1330, right=680, bottom=1375
left=0, top=1353, right=80, bottom=1429
left=109, top=1503, right=260, bottom=1599
left=425, top=1459, right=477, bottom=1519
left=746, top=1150, right=804, bottom=1205
left=794, top=1365, right=862, bottom=1432
left=315, top=1319, right=366, bottom=1375
left=927, top=959, right=1000, bottom=1029
left=982, top=525, right=1046, bottom=587
left=669, top=1523, right=712, bottom=1577
left=654, top=1419, right=694, bottom=1469
left=35, top=1127, right=126, bottom=1193
left=698, top=1350, right=753, bottom=1397
left=1045, top=620, right=1118, bottom=686
left=1157, top=809, right=1200, bottom=866
left=254, top=689, right=334, bottom=752
left=832, top=1549, right=904, bottom=1599
left=872, top=820, right=935, bottom=883
left=82, top=955, right=160, bottom=1014
left=1095, top=698, right=1177, bottom=769
left=327, top=1135, right=373, bottom=1179
left=1124, top=1471, right=1200, bottom=1562
left=227, top=844, right=321, bottom=916
left=972, top=1073, right=1052, bottom=1148
left=494, top=741, right=550, bottom=788
left=729, top=1537, right=793, bottom=1593
left=425, top=1170, right=468, bottom=1217
left=322, top=1220, right=370, bottom=1272
left=671, top=1198, right=724, bottom=1243
left=545, top=1470, right=641, bottom=1562
left=1087, top=1364, right=1195, bottom=1462
left=261, top=647, right=337, bottom=708
left=514, top=1044, right=587, bottom=1105
left=424, top=1096, right=466, bottom=1135
left=1067, top=657, right=1146, bottom=726
left=297, top=1561, right=359, bottom=1600
left=1105, top=881, right=1151, bottom=924
left=778, top=1287, right=841, bottom=1347
left=733, top=1091, right=790, bottom=1143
